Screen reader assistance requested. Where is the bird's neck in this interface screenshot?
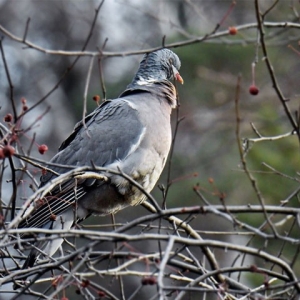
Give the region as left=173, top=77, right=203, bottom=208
left=121, top=78, right=177, bottom=110
left=128, top=67, right=167, bottom=88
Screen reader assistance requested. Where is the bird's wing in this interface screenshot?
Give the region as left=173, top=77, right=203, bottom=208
left=46, top=97, right=146, bottom=177
left=18, top=94, right=149, bottom=229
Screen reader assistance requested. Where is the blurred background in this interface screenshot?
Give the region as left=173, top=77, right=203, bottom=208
left=0, top=0, right=300, bottom=299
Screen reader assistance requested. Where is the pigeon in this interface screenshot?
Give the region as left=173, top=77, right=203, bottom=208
left=16, top=48, right=183, bottom=271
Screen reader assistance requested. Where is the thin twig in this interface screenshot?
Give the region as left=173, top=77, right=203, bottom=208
left=14, top=0, right=105, bottom=120
left=82, top=55, right=95, bottom=129
left=234, top=74, right=278, bottom=237
left=254, top=0, right=298, bottom=134
left=22, top=18, right=31, bottom=42
left=2, top=21, right=300, bottom=58
left=0, top=38, right=17, bottom=121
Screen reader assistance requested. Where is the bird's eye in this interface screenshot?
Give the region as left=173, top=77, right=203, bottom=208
left=169, top=58, right=174, bottom=65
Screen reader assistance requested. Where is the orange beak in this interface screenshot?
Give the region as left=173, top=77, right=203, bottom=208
left=175, top=73, right=184, bottom=84
left=172, top=65, right=184, bottom=84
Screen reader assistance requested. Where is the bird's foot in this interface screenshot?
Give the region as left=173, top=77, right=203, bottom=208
left=75, top=172, right=108, bottom=182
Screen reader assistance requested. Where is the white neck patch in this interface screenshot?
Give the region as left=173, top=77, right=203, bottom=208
left=136, top=76, right=156, bottom=86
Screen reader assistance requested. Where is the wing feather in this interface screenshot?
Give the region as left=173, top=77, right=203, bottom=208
left=19, top=96, right=146, bottom=229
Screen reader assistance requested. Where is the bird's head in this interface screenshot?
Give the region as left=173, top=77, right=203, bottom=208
left=129, top=49, right=183, bottom=87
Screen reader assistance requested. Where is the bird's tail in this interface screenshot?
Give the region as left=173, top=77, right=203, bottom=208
left=13, top=208, right=75, bottom=289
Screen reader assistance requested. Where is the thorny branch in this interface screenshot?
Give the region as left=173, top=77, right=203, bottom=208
left=1, top=21, right=300, bottom=58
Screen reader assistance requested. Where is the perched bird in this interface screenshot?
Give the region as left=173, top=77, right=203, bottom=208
left=17, top=49, right=183, bottom=270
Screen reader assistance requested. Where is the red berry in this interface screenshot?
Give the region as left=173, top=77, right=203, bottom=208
left=38, top=144, right=48, bottom=154
left=23, top=105, right=28, bottom=111
left=249, top=264, right=258, bottom=272
left=98, top=291, right=106, bottom=297
left=93, top=95, right=100, bottom=102
left=4, top=114, right=13, bottom=122
left=147, top=277, right=157, bottom=285
left=141, top=276, right=157, bottom=285
left=2, top=145, right=15, bottom=158
left=81, top=279, right=89, bottom=288
left=229, top=26, right=237, bottom=35
left=49, top=214, right=57, bottom=221
left=249, top=85, right=259, bottom=95
left=21, top=97, right=27, bottom=104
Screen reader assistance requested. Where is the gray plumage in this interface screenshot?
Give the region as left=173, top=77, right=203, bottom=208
left=17, top=49, right=182, bottom=271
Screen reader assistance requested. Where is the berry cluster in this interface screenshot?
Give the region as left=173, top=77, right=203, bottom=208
left=1, top=98, right=49, bottom=160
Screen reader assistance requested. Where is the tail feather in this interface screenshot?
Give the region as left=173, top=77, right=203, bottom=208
left=14, top=208, right=75, bottom=289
